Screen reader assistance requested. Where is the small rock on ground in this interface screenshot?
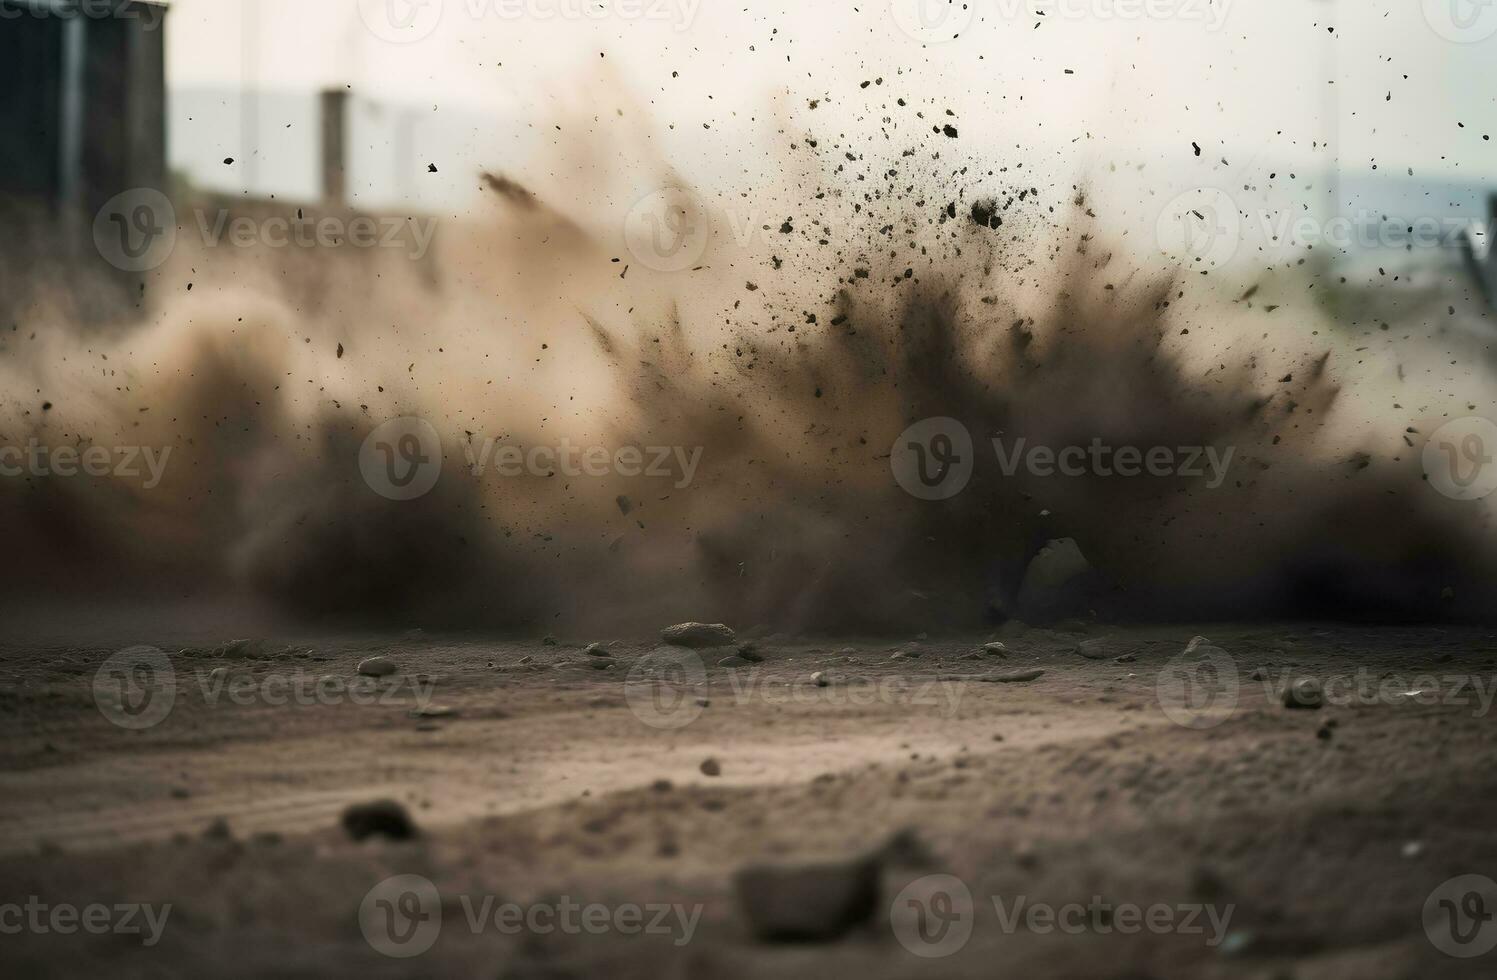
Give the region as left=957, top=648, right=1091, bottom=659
left=341, top=799, right=417, bottom=841
left=357, top=656, right=397, bottom=678
left=735, top=854, right=881, bottom=942
left=660, top=623, right=737, bottom=648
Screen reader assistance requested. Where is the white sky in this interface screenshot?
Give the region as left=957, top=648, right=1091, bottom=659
left=163, top=0, right=1496, bottom=209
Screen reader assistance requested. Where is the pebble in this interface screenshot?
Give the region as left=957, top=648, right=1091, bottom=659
left=811, top=671, right=830, bottom=687
left=357, top=656, right=397, bottom=678
left=583, top=642, right=612, bottom=658
left=341, top=799, right=417, bottom=841
left=735, top=853, right=881, bottom=941
left=982, top=642, right=1008, bottom=657
left=661, top=623, right=737, bottom=648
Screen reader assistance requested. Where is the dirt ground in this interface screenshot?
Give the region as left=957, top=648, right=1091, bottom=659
left=3, top=620, right=1497, bottom=978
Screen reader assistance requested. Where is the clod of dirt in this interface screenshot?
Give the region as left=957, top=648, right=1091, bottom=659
left=341, top=799, right=417, bottom=841
left=357, top=656, right=397, bottom=677
left=811, top=671, right=830, bottom=687
left=700, top=757, right=722, bottom=777
left=660, top=623, right=737, bottom=648
left=981, top=642, right=1008, bottom=657
left=583, top=642, right=612, bottom=658
left=736, top=643, right=765, bottom=662
left=944, top=669, right=1045, bottom=683
left=409, top=705, right=457, bottom=719
left=734, top=852, right=881, bottom=941
left=1283, top=677, right=1325, bottom=710
left=1075, top=639, right=1112, bottom=660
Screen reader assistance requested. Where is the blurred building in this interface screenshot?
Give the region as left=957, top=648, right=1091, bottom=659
left=0, top=0, right=167, bottom=320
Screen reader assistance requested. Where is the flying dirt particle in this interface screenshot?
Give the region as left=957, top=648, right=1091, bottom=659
left=942, top=124, right=959, bottom=138
left=700, top=757, right=722, bottom=776
left=780, top=219, right=794, bottom=234
left=336, top=343, right=344, bottom=359
left=616, top=494, right=633, bottom=515
left=970, top=200, right=1002, bottom=229
left=427, top=163, right=438, bottom=173
left=341, top=799, right=416, bottom=841
left=223, top=157, right=233, bottom=165
left=1192, top=142, right=1202, bottom=156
